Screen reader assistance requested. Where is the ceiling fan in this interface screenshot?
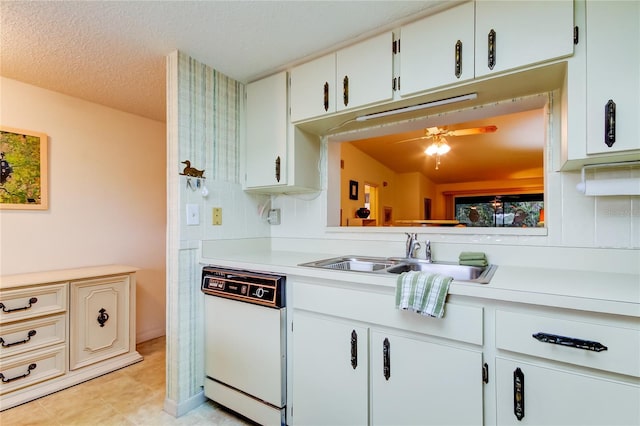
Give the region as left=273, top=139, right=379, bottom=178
left=395, top=125, right=498, bottom=170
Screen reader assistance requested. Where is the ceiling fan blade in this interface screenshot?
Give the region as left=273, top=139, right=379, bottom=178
left=393, top=135, right=430, bottom=144
left=445, top=125, right=498, bottom=137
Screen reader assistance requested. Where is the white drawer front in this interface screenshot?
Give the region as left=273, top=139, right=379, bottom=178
left=0, top=314, right=66, bottom=359
left=496, top=310, right=640, bottom=377
left=294, top=281, right=483, bottom=345
left=0, top=344, right=66, bottom=395
left=0, top=283, right=67, bottom=324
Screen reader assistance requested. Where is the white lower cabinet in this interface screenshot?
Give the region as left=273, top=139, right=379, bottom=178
left=370, top=330, right=483, bottom=426
left=69, top=275, right=130, bottom=370
left=292, top=311, right=368, bottom=425
left=496, top=357, right=640, bottom=425
left=0, top=266, right=141, bottom=411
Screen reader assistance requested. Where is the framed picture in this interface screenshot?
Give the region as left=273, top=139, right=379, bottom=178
left=349, top=180, right=358, bottom=200
left=0, top=126, right=48, bottom=210
left=384, top=206, right=393, bottom=226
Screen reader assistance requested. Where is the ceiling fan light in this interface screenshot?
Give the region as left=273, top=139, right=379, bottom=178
left=425, top=144, right=438, bottom=156
left=438, top=143, right=451, bottom=155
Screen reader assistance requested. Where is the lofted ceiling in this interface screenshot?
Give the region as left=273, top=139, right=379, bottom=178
left=0, top=0, right=453, bottom=123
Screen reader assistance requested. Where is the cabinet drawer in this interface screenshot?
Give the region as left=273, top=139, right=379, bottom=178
left=0, top=314, right=66, bottom=359
left=0, top=344, right=66, bottom=395
left=496, top=310, right=640, bottom=377
left=0, top=283, right=67, bottom=324
left=294, top=281, right=483, bottom=345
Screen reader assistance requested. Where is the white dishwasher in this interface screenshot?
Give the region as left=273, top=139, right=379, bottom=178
left=201, top=266, right=286, bottom=426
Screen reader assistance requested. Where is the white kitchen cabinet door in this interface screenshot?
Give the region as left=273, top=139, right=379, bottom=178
left=291, top=311, right=368, bottom=426
left=245, top=71, right=288, bottom=188
left=336, top=32, right=394, bottom=112
left=370, top=330, right=483, bottom=426
left=586, top=0, right=640, bottom=154
left=475, top=1, right=574, bottom=78
left=496, top=357, right=640, bottom=425
left=69, top=276, right=129, bottom=370
left=400, top=1, right=475, bottom=97
left=290, top=53, right=336, bottom=122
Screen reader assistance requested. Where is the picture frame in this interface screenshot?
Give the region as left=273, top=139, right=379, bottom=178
left=0, top=126, right=48, bottom=210
left=349, top=180, right=358, bottom=200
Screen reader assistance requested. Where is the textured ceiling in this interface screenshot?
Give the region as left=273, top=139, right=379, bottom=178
left=0, top=0, right=450, bottom=122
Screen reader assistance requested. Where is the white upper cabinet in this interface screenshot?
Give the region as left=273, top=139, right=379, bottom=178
left=335, top=31, right=394, bottom=112
left=475, top=0, right=574, bottom=78
left=245, top=72, right=288, bottom=188
left=585, top=0, right=640, bottom=155
left=289, top=53, right=336, bottom=123
left=400, top=1, right=475, bottom=97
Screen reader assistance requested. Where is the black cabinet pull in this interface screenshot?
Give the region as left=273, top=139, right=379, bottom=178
left=532, top=332, right=608, bottom=352
left=343, top=75, right=349, bottom=107
left=488, top=29, right=496, bottom=70
left=383, top=338, right=390, bottom=380
left=482, top=362, right=489, bottom=384
left=0, top=330, right=36, bottom=348
left=350, top=330, right=358, bottom=369
left=455, top=40, right=463, bottom=78
left=323, top=82, right=329, bottom=112
left=97, top=308, right=110, bottom=327
left=513, top=367, right=525, bottom=421
left=0, top=297, right=38, bottom=313
left=275, top=156, right=281, bottom=182
left=0, top=363, right=36, bottom=383
left=605, top=99, right=616, bottom=147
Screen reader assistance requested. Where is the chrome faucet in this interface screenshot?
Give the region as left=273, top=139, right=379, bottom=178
left=424, top=240, right=432, bottom=263
left=405, top=233, right=421, bottom=258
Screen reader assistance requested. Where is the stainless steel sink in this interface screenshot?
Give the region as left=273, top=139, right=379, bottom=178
left=299, top=256, right=497, bottom=284
left=299, top=256, right=400, bottom=272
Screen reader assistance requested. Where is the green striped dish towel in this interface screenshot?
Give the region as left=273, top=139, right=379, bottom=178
left=395, top=271, right=452, bottom=318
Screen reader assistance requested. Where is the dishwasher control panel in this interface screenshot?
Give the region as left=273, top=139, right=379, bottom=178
left=201, top=266, right=285, bottom=308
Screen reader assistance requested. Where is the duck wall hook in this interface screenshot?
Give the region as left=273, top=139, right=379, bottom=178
left=180, top=160, right=205, bottom=178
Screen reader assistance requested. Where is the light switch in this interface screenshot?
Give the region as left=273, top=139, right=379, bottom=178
left=186, top=204, right=199, bottom=225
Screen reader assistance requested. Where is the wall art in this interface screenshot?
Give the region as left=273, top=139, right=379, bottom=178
left=0, top=126, right=48, bottom=210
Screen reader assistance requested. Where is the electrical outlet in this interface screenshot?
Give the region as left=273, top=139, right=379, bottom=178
left=267, top=208, right=281, bottom=225
left=212, top=207, right=222, bottom=225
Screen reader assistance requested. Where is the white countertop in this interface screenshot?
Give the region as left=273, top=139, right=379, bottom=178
left=200, top=250, right=640, bottom=317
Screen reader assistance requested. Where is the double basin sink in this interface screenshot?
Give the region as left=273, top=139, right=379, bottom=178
left=299, top=256, right=497, bottom=284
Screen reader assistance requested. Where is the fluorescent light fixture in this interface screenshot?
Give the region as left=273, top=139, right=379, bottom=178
left=356, top=93, right=478, bottom=122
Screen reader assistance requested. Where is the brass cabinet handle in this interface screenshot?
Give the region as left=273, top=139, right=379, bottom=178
left=343, top=75, right=349, bottom=107
left=455, top=40, right=463, bottom=78
left=513, top=367, right=525, bottom=421
left=605, top=99, right=616, bottom=147
left=488, top=29, right=496, bottom=70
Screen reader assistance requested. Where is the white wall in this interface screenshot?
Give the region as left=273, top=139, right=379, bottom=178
left=0, top=77, right=166, bottom=342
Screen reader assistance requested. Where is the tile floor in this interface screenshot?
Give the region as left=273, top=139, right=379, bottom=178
left=0, top=336, right=253, bottom=425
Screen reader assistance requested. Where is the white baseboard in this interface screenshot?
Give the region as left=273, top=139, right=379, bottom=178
left=136, top=327, right=165, bottom=343
left=163, top=389, right=206, bottom=418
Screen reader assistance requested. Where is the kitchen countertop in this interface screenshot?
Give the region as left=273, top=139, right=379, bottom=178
left=200, top=250, right=640, bottom=317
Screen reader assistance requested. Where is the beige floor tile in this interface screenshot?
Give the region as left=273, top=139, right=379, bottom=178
left=0, top=337, right=248, bottom=426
